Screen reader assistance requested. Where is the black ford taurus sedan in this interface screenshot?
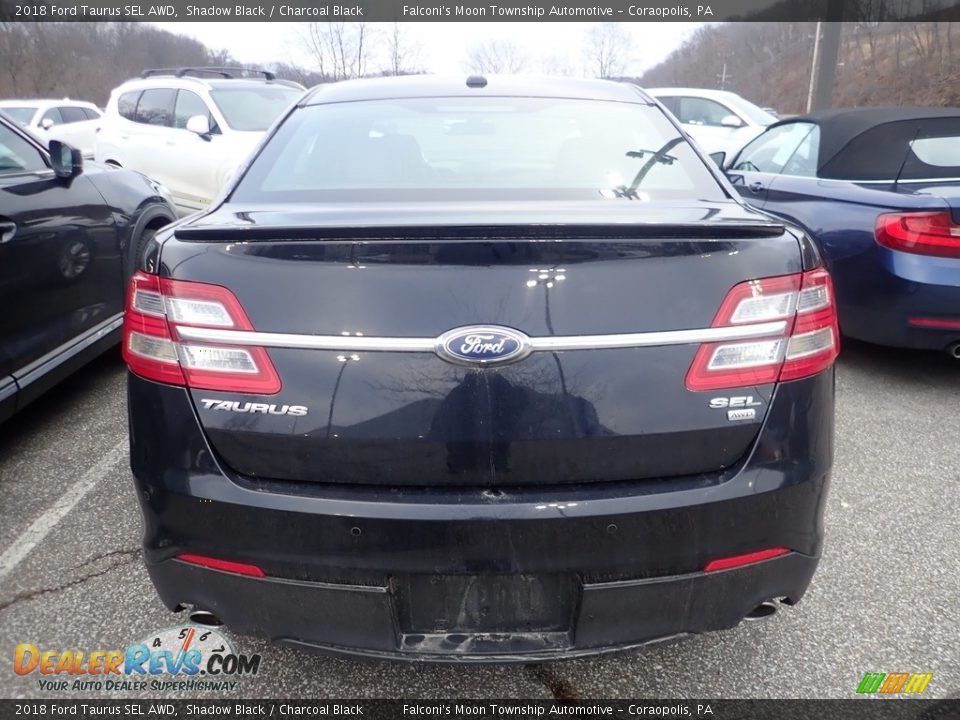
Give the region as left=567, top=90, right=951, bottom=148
left=125, top=76, right=837, bottom=662
left=0, top=112, right=175, bottom=423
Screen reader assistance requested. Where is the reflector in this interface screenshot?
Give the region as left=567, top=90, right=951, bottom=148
left=704, top=547, right=790, bottom=572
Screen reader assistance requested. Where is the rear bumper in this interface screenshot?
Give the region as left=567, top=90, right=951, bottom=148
left=836, top=249, right=960, bottom=350
left=128, top=370, right=834, bottom=662
left=147, top=551, right=817, bottom=662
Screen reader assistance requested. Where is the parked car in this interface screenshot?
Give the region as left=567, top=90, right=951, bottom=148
left=0, top=99, right=102, bottom=157
left=0, top=113, right=176, bottom=423
left=725, top=106, right=960, bottom=355
left=96, top=67, right=304, bottom=216
left=648, top=88, right=778, bottom=159
left=125, top=75, right=838, bottom=662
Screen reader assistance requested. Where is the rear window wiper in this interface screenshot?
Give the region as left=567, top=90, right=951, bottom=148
left=625, top=148, right=678, bottom=165
left=612, top=139, right=685, bottom=199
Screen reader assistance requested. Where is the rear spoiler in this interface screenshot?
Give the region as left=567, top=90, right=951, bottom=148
left=173, top=222, right=787, bottom=242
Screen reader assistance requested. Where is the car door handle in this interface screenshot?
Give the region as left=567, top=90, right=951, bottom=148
left=748, top=182, right=765, bottom=193
left=0, top=221, right=16, bottom=244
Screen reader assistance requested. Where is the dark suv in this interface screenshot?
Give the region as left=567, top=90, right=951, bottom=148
left=124, top=76, right=837, bottom=662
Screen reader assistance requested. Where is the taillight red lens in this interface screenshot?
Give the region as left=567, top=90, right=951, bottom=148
left=685, top=268, right=839, bottom=391
left=779, top=268, right=840, bottom=382
left=123, top=273, right=186, bottom=387
left=875, top=211, right=960, bottom=259
left=122, top=271, right=281, bottom=394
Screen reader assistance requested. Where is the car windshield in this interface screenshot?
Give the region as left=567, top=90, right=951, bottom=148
left=208, top=86, right=303, bottom=131
left=231, top=96, right=726, bottom=203
left=1, top=107, right=37, bottom=125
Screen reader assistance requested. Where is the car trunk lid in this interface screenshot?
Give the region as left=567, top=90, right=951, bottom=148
left=145, top=202, right=813, bottom=488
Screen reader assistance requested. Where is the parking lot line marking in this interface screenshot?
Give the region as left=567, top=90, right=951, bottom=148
left=0, top=439, right=127, bottom=583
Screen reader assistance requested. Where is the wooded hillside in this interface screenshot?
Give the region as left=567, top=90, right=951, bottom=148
left=0, top=23, right=232, bottom=104
left=639, top=22, right=960, bottom=114
left=2, top=21, right=959, bottom=111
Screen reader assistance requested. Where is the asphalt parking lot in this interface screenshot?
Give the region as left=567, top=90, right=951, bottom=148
left=1, top=340, right=958, bottom=700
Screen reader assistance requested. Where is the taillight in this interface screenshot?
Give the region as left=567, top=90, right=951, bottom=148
left=875, top=211, right=960, bottom=259
left=685, top=268, right=839, bottom=391
left=122, top=271, right=281, bottom=394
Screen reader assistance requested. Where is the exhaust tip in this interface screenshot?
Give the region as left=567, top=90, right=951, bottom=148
left=744, top=600, right=779, bottom=621
left=188, top=609, right=223, bottom=627
left=946, top=342, right=960, bottom=359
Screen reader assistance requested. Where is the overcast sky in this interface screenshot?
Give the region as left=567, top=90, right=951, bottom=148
left=154, top=22, right=701, bottom=77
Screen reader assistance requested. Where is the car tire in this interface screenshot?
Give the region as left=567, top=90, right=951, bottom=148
left=127, top=209, right=173, bottom=281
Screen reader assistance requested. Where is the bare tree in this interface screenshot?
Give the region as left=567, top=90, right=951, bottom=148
left=540, top=52, right=576, bottom=77
left=0, top=23, right=32, bottom=96
left=0, top=22, right=216, bottom=104
left=463, top=39, right=527, bottom=74
left=583, top=23, right=631, bottom=79
left=301, top=22, right=372, bottom=80
left=384, top=22, right=422, bottom=76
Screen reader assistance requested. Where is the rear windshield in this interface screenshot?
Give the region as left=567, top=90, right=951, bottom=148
left=230, top=97, right=726, bottom=203
left=209, top=86, right=304, bottom=132
left=821, top=118, right=960, bottom=181
left=1, top=107, right=37, bottom=125
left=910, top=136, right=960, bottom=167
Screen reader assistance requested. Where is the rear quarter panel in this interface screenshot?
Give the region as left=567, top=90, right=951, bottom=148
left=761, top=176, right=957, bottom=345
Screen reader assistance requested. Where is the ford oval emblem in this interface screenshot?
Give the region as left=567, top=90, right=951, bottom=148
left=435, top=325, right=532, bottom=367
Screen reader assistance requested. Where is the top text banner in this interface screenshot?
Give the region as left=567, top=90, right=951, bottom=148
left=3, top=0, right=959, bottom=21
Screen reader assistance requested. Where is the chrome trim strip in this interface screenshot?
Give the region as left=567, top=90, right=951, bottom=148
left=175, top=321, right=788, bottom=353
left=527, top=322, right=787, bottom=350
left=837, top=177, right=960, bottom=184
left=13, top=313, right=124, bottom=386
left=780, top=175, right=960, bottom=184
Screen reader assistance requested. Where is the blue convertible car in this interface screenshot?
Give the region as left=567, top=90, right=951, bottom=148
left=726, top=107, right=960, bottom=355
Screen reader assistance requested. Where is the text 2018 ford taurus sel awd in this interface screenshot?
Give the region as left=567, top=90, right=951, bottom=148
left=124, top=76, right=838, bottom=662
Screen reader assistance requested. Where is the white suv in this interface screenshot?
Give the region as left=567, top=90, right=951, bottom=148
left=0, top=99, right=102, bottom=157
left=96, top=68, right=304, bottom=216
left=647, top=88, right=778, bottom=162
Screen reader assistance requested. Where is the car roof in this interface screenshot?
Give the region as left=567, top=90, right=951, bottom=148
left=0, top=99, right=96, bottom=108
left=767, top=106, right=960, bottom=178
left=301, top=75, right=655, bottom=106
left=647, top=88, right=741, bottom=100
left=114, top=77, right=301, bottom=93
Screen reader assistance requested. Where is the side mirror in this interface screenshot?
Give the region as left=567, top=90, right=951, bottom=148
left=709, top=151, right=727, bottom=168
left=49, top=140, right=83, bottom=179
left=185, top=115, right=211, bottom=139
left=40, top=117, right=55, bottom=131
left=720, top=115, right=744, bottom=129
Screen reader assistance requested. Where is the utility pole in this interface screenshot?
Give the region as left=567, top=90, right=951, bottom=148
left=717, top=62, right=730, bottom=90
left=813, top=21, right=843, bottom=110
left=805, top=22, right=821, bottom=113
left=808, top=0, right=845, bottom=111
